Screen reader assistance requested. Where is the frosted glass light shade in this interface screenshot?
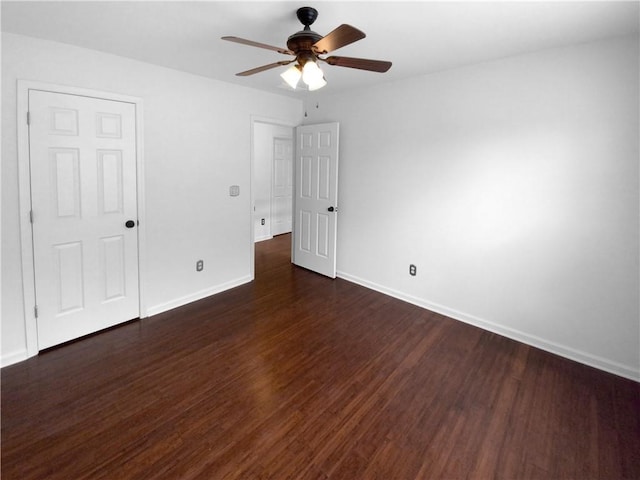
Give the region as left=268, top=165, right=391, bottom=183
left=307, top=76, right=327, bottom=91
left=280, top=65, right=302, bottom=89
left=302, top=61, right=323, bottom=85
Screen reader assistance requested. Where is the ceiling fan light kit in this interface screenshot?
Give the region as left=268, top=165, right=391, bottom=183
left=302, top=60, right=324, bottom=87
left=307, top=75, right=327, bottom=91
left=222, top=6, right=392, bottom=92
left=280, top=64, right=302, bottom=89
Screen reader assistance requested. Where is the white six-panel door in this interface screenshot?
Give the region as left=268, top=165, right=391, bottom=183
left=293, top=123, right=339, bottom=278
left=29, top=90, right=139, bottom=349
left=272, top=137, right=293, bottom=236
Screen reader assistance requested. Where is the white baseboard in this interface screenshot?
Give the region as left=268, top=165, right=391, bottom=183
left=337, top=271, right=640, bottom=382
left=254, top=235, right=273, bottom=243
left=146, top=275, right=253, bottom=317
left=1, top=349, right=29, bottom=368
left=2, top=276, right=254, bottom=368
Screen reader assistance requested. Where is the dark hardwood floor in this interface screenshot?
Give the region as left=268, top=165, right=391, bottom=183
left=2, top=233, right=639, bottom=479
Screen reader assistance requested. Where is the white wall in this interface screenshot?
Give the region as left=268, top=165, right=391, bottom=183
left=304, top=35, right=639, bottom=380
left=1, top=33, right=303, bottom=365
left=252, top=121, right=293, bottom=242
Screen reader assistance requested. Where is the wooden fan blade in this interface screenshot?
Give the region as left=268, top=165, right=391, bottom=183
left=236, top=60, right=294, bottom=77
left=323, top=56, right=392, bottom=72
left=312, top=24, right=365, bottom=54
left=222, top=36, right=294, bottom=56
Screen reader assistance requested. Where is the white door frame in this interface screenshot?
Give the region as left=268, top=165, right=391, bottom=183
left=17, top=80, right=147, bottom=358
left=249, top=115, right=296, bottom=280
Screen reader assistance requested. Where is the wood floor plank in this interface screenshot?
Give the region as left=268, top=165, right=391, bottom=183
left=2, top=233, right=639, bottom=479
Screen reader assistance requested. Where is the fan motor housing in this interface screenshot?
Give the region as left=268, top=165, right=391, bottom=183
left=286, top=29, right=323, bottom=55
left=287, top=6, right=322, bottom=59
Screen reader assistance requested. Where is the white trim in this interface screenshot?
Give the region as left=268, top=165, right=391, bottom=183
left=146, top=275, right=252, bottom=317
left=1, top=349, right=29, bottom=368
left=17, top=82, right=37, bottom=358
left=16, top=80, right=147, bottom=361
left=254, top=235, right=274, bottom=243
left=337, top=270, right=640, bottom=382
left=133, top=95, right=148, bottom=318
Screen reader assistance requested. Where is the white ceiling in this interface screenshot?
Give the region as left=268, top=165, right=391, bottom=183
left=2, top=1, right=638, bottom=98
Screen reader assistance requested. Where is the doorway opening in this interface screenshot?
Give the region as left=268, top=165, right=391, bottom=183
left=250, top=117, right=295, bottom=279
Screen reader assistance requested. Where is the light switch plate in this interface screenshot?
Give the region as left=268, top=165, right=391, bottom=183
left=229, top=185, right=240, bottom=196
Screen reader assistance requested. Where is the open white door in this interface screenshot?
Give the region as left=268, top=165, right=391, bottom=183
left=293, top=122, right=339, bottom=278
left=29, top=89, right=140, bottom=349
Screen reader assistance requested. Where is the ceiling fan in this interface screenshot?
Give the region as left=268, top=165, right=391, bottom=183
left=221, top=6, right=392, bottom=91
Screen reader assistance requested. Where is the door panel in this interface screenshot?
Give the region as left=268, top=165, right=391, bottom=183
left=98, top=150, right=124, bottom=214
left=54, top=242, right=84, bottom=313
left=51, top=148, right=81, bottom=217
left=29, top=90, right=139, bottom=349
left=318, top=156, right=330, bottom=199
left=293, top=123, right=339, bottom=278
left=317, top=214, right=330, bottom=257
left=101, top=235, right=126, bottom=301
